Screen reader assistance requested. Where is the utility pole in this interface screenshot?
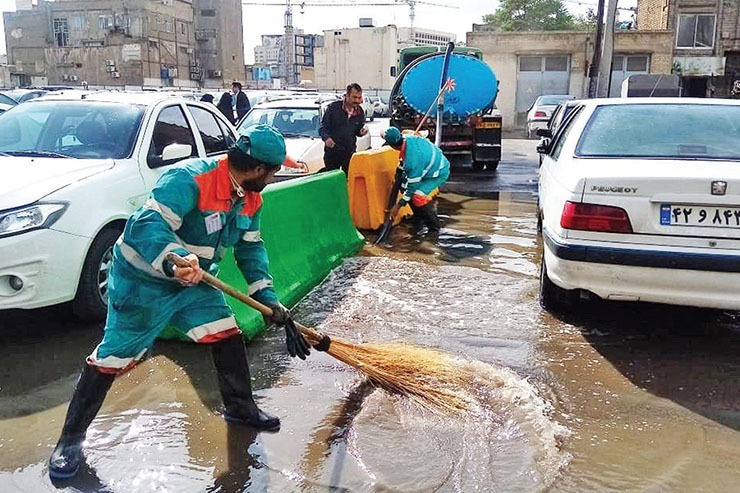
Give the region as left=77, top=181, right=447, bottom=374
left=587, top=0, right=606, bottom=98
left=596, top=0, right=618, bottom=97
left=283, top=0, right=296, bottom=86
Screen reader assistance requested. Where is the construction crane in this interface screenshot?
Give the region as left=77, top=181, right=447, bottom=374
left=242, top=0, right=457, bottom=85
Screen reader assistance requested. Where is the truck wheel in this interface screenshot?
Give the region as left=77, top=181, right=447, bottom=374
left=472, top=161, right=485, bottom=171
left=485, top=161, right=499, bottom=171
left=72, top=228, right=121, bottom=322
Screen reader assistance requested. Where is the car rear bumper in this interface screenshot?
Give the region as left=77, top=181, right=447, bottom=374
left=543, top=230, right=740, bottom=310
left=0, top=229, right=88, bottom=310
left=527, top=120, right=548, bottom=131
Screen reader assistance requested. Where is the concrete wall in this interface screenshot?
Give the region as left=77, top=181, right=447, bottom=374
left=315, top=25, right=398, bottom=91
left=467, top=29, right=674, bottom=129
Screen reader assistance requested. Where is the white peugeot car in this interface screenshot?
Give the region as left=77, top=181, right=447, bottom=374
left=238, top=97, right=372, bottom=177
left=537, top=98, right=740, bottom=311
left=0, top=92, right=240, bottom=321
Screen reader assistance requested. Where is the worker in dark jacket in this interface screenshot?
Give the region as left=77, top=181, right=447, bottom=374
left=318, top=83, right=368, bottom=174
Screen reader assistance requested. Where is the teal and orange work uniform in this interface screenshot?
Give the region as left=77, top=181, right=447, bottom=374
left=397, top=134, right=450, bottom=208
left=88, top=156, right=277, bottom=373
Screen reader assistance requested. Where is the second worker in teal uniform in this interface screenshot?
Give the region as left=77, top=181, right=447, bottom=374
left=382, top=126, right=450, bottom=235
left=49, top=124, right=314, bottom=480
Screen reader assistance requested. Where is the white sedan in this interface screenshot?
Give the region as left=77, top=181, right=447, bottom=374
left=527, top=94, right=574, bottom=139
left=0, top=92, right=240, bottom=320
left=238, top=97, right=372, bottom=177
left=537, top=97, right=740, bottom=311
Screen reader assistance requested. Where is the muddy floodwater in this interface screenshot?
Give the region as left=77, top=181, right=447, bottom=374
left=1, top=192, right=738, bottom=492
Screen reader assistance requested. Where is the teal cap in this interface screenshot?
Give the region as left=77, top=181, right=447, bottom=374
left=383, top=126, right=403, bottom=146
left=235, top=124, right=286, bottom=167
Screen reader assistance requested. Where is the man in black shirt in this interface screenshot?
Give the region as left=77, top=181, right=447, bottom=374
left=319, top=83, right=368, bottom=174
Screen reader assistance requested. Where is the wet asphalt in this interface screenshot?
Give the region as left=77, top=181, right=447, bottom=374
left=0, top=124, right=738, bottom=492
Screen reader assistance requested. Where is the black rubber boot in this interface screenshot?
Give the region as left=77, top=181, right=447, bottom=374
left=49, top=365, right=115, bottom=479
left=411, top=202, right=441, bottom=235
left=211, top=334, right=280, bottom=431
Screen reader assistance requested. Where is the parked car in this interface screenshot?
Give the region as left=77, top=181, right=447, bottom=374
left=0, top=88, right=48, bottom=104
left=0, top=92, right=240, bottom=321
left=537, top=99, right=584, bottom=165
left=238, top=97, right=372, bottom=177
left=370, top=96, right=389, bottom=117
left=537, top=98, right=740, bottom=312
left=527, top=94, right=574, bottom=139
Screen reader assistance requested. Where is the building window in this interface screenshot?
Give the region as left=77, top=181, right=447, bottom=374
left=180, top=23, right=186, bottom=35
left=53, top=18, right=69, bottom=47
left=71, top=15, right=87, bottom=31
left=99, top=14, right=113, bottom=30
left=164, top=20, right=173, bottom=33
left=201, top=9, right=216, bottom=17
left=676, top=14, right=715, bottom=48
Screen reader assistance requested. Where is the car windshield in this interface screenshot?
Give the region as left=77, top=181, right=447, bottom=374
left=539, top=95, right=572, bottom=106
left=0, top=100, right=145, bottom=159
left=239, top=107, right=320, bottom=138
left=576, top=104, right=740, bottom=160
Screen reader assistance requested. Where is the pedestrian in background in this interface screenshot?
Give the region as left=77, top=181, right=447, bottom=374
left=319, top=82, right=368, bottom=174
left=232, top=81, right=251, bottom=122
left=217, top=91, right=236, bottom=124
left=382, top=126, right=450, bottom=236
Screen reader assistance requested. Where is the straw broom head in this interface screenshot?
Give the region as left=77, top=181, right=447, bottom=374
left=304, top=331, right=474, bottom=414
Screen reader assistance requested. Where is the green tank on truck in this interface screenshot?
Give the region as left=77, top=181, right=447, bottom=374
left=390, top=46, right=502, bottom=172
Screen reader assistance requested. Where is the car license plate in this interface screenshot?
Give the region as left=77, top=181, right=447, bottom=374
left=476, top=121, right=501, bottom=129
left=660, top=204, right=740, bottom=228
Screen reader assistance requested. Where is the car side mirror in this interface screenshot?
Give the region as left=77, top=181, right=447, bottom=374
left=162, top=143, right=192, bottom=163
left=536, top=128, right=552, bottom=138
left=536, top=139, right=552, bottom=155
left=149, top=143, right=192, bottom=168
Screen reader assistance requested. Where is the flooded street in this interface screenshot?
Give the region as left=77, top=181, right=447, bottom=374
left=1, top=141, right=739, bottom=492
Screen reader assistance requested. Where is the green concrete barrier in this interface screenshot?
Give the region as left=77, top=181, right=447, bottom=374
left=160, top=170, right=364, bottom=341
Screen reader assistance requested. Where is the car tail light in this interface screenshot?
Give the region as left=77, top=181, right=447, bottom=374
left=534, top=111, right=547, bottom=118
left=560, top=201, right=633, bottom=233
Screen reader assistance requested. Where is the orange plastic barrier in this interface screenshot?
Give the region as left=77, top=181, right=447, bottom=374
left=347, top=147, right=413, bottom=230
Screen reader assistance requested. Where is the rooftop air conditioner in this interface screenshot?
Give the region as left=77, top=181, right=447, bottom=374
left=112, top=71, right=121, bottom=78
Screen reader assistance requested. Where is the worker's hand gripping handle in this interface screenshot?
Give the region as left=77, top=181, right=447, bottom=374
left=166, top=253, right=329, bottom=349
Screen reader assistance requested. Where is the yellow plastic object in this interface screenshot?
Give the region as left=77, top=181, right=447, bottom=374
left=347, top=146, right=412, bottom=230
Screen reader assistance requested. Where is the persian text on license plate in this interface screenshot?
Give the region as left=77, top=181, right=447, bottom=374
left=660, top=204, right=740, bottom=228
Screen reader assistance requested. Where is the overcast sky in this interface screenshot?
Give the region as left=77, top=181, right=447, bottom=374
left=0, top=0, right=635, bottom=63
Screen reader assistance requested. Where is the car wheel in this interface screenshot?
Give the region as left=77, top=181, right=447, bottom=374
left=485, top=161, right=499, bottom=171
left=72, top=228, right=121, bottom=322
left=472, top=161, right=485, bottom=171
left=539, top=254, right=575, bottom=312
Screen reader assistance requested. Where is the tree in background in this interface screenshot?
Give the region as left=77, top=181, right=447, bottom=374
left=483, top=0, right=583, bottom=31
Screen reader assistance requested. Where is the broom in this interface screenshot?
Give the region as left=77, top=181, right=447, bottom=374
left=167, top=253, right=472, bottom=414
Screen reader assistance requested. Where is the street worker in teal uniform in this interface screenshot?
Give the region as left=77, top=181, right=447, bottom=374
left=49, top=124, right=315, bottom=480
left=383, top=126, right=450, bottom=235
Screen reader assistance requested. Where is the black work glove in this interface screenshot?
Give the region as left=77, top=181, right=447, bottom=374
left=284, top=319, right=311, bottom=360
left=266, top=302, right=291, bottom=325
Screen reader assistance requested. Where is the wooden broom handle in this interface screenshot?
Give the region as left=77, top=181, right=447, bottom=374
left=166, top=252, right=323, bottom=341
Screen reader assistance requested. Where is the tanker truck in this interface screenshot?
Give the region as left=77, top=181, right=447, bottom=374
left=390, top=45, right=501, bottom=171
